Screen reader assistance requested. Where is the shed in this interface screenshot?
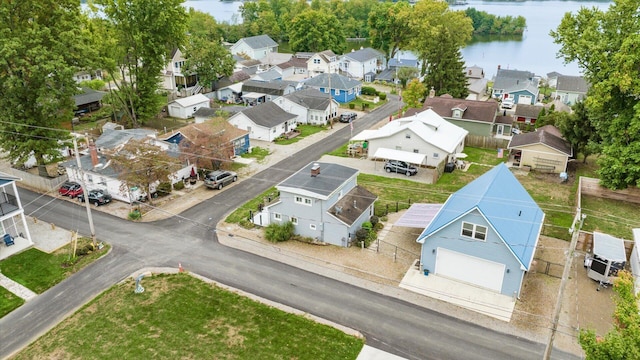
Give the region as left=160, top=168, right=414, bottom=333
left=586, top=232, right=627, bottom=287
left=632, top=229, right=640, bottom=295
left=168, top=94, right=210, bottom=119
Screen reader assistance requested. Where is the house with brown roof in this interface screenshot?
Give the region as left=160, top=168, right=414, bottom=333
left=422, top=94, right=512, bottom=137
left=514, top=104, right=544, bottom=125
left=507, top=125, right=573, bottom=173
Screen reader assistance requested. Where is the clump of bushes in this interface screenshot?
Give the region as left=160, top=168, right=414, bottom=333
left=265, top=221, right=295, bottom=243
left=361, top=86, right=378, bottom=96
left=173, top=180, right=185, bottom=190
left=379, top=93, right=387, bottom=101
left=128, top=209, right=141, bottom=221
left=156, top=182, right=172, bottom=196
left=349, top=103, right=356, bottom=109
left=75, top=244, right=94, bottom=257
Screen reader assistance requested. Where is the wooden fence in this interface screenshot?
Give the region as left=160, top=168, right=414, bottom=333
left=580, top=177, right=640, bottom=204
left=464, top=134, right=510, bottom=149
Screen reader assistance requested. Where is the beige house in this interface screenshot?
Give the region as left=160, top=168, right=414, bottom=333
left=507, top=125, right=573, bottom=173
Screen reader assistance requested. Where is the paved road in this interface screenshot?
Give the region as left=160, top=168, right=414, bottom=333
left=0, top=100, right=578, bottom=360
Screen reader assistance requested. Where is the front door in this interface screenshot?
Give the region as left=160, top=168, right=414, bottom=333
left=497, top=125, right=504, bottom=136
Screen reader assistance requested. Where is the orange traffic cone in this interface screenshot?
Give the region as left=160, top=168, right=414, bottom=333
left=178, top=263, right=184, bottom=273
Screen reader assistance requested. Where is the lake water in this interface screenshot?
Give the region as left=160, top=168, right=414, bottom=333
left=183, top=0, right=613, bottom=79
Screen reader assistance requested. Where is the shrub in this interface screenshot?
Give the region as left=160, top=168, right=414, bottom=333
left=264, top=221, right=295, bottom=243
left=349, top=103, right=355, bottom=109
left=379, top=93, right=387, bottom=101
left=128, top=209, right=141, bottom=221
left=361, top=221, right=373, bottom=230
left=355, top=228, right=369, bottom=246
left=156, top=182, right=172, bottom=196
left=173, top=181, right=185, bottom=190
left=370, top=215, right=379, bottom=227
left=361, top=86, right=377, bottom=96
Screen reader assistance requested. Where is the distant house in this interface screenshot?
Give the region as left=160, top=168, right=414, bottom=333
left=303, top=73, right=361, bottom=103
left=546, top=71, right=562, bottom=88
left=230, top=35, right=278, bottom=60
left=377, top=58, right=421, bottom=83
left=514, top=104, right=544, bottom=125
left=161, top=48, right=198, bottom=93
left=0, top=173, right=34, bottom=259
left=492, top=68, right=539, bottom=105
left=273, top=88, right=339, bottom=126
left=241, top=80, right=298, bottom=105
left=465, top=65, right=488, bottom=100
left=234, top=58, right=262, bottom=75
left=307, top=50, right=340, bottom=77
left=212, top=70, right=251, bottom=103
left=553, top=75, right=589, bottom=105
left=354, top=108, right=468, bottom=167
left=251, top=68, right=283, bottom=82
left=422, top=94, right=510, bottom=137
left=277, top=57, right=308, bottom=77
left=167, top=94, right=210, bottom=119
left=73, top=87, right=106, bottom=115
left=507, top=125, right=573, bottom=173
left=340, top=48, right=385, bottom=81
left=417, top=163, right=545, bottom=298
left=252, top=162, right=377, bottom=247
left=73, top=70, right=103, bottom=84
left=228, top=102, right=297, bottom=141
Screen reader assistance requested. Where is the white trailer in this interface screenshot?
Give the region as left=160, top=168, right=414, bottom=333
left=585, top=231, right=627, bottom=290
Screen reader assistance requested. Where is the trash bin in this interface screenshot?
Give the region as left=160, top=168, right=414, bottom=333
left=444, top=162, right=455, bottom=173
left=423, top=269, right=429, bottom=276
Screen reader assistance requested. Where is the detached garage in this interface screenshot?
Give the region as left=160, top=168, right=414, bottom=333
left=435, top=248, right=505, bottom=292
left=168, top=94, right=210, bottom=119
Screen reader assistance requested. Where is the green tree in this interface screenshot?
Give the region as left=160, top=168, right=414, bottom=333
left=92, top=0, right=188, bottom=127
left=409, top=0, right=472, bottom=99
left=551, top=0, right=640, bottom=189
left=110, top=139, right=182, bottom=204
left=579, top=271, right=640, bottom=359
left=402, top=79, right=427, bottom=110
left=288, top=10, right=345, bottom=53
left=397, top=67, right=418, bottom=89
left=368, top=1, right=412, bottom=63
left=556, top=101, right=601, bottom=163
left=0, top=0, right=94, bottom=176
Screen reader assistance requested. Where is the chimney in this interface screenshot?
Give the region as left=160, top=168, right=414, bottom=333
left=310, top=163, right=321, bottom=177
left=89, top=140, right=99, bottom=167
left=429, top=87, right=435, bottom=98
left=353, top=200, right=357, bottom=209
left=498, top=64, right=501, bottom=71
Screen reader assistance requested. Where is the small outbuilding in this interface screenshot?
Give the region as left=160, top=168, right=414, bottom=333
left=631, top=228, right=640, bottom=295
left=585, top=231, right=627, bottom=288
left=168, top=94, right=210, bottom=119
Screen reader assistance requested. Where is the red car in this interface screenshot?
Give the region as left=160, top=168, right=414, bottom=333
left=58, top=181, right=83, bottom=198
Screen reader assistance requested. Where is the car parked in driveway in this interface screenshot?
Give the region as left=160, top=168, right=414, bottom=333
left=384, top=160, right=418, bottom=176
left=78, top=189, right=112, bottom=206
left=204, top=170, right=238, bottom=190
left=501, top=99, right=514, bottom=109
left=58, top=181, right=83, bottom=198
left=339, top=112, right=357, bottom=123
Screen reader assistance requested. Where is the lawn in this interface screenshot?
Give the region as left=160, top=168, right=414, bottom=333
left=225, top=187, right=278, bottom=227
left=581, top=195, right=640, bottom=240
left=0, top=287, right=24, bottom=318
left=241, top=146, right=270, bottom=162
left=275, top=124, right=327, bottom=145
left=0, top=238, right=109, bottom=294
left=13, top=274, right=364, bottom=360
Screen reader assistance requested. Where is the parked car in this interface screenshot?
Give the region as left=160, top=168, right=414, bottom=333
left=501, top=99, right=514, bottom=109
left=78, top=189, right=112, bottom=206
left=58, top=181, right=83, bottom=198
left=204, top=170, right=238, bottom=190
left=383, top=160, right=418, bottom=176
left=339, top=112, right=357, bottom=123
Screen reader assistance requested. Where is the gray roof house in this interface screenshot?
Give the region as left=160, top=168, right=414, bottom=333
left=241, top=79, right=298, bottom=105
left=251, top=162, right=377, bottom=247
left=95, top=128, right=156, bottom=152
left=492, top=68, right=540, bottom=105
left=514, top=104, right=545, bottom=125
left=73, top=88, right=106, bottom=114
left=378, top=58, right=421, bottom=83
left=230, top=35, right=278, bottom=60
left=303, top=73, right=361, bottom=103
left=340, top=47, right=385, bottom=81
left=507, top=125, right=573, bottom=173
left=274, top=88, right=339, bottom=126
left=465, top=65, right=488, bottom=100
left=228, top=101, right=297, bottom=141
left=553, top=75, right=589, bottom=105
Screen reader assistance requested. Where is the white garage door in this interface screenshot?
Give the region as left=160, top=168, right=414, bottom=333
left=435, top=248, right=505, bottom=292
left=518, top=95, right=532, bottom=104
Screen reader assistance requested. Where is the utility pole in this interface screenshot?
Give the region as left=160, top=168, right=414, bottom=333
left=73, top=136, right=97, bottom=246
left=328, top=64, right=333, bottom=129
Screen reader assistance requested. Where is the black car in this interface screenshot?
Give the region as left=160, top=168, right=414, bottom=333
left=79, top=189, right=113, bottom=206
left=339, top=112, right=357, bottom=123
left=204, top=170, right=238, bottom=190
left=384, top=160, right=418, bottom=176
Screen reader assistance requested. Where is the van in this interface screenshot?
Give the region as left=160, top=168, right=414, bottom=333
left=339, top=112, right=357, bottom=123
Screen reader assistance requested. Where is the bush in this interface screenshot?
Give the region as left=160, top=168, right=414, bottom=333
left=361, top=221, right=373, bottom=230
left=370, top=215, right=379, bottom=227
left=379, top=93, right=387, bottom=101
left=355, top=228, right=369, bottom=246
left=361, top=86, right=378, bottom=96
left=128, top=209, right=141, bottom=221
left=173, top=181, right=185, bottom=190
left=264, top=221, right=295, bottom=243
left=156, top=182, right=172, bottom=196
left=349, top=103, right=355, bottom=109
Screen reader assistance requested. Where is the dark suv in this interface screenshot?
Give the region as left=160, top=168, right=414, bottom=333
left=79, top=189, right=112, bottom=206
left=384, top=160, right=418, bottom=176
left=339, top=112, right=357, bottom=123
left=204, top=170, right=238, bottom=190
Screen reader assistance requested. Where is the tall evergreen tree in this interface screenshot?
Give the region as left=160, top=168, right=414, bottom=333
left=420, top=31, right=469, bottom=98
left=0, top=0, right=93, bottom=176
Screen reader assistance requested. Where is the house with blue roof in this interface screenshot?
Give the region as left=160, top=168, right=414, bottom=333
left=417, top=163, right=544, bottom=297
left=303, top=73, right=361, bottom=103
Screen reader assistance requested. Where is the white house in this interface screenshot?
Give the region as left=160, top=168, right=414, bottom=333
left=353, top=109, right=468, bottom=167
left=273, top=88, right=338, bottom=126
left=228, top=102, right=297, bottom=142
left=168, top=94, right=210, bottom=119
left=340, top=48, right=385, bottom=81
left=230, top=35, right=278, bottom=60
left=161, top=48, right=198, bottom=93
left=307, top=50, right=339, bottom=77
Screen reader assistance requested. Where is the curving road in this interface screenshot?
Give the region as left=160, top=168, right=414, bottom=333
left=0, top=100, right=578, bottom=360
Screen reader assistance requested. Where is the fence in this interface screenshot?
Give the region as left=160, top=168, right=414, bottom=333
left=372, top=238, right=420, bottom=265
left=580, top=177, right=640, bottom=204
left=464, top=134, right=510, bottom=149
left=532, top=258, right=564, bottom=278
left=2, top=167, right=68, bottom=193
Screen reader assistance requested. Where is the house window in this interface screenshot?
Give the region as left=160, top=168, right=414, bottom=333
left=310, top=224, right=317, bottom=230
left=313, top=59, right=320, bottom=64
left=413, top=149, right=419, bottom=153
left=323, top=88, right=329, bottom=93
left=405, top=133, right=411, bottom=139
left=395, top=146, right=402, bottom=150
left=87, top=174, right=93, bottom=183
left=461, top=222, right=487, bottom=241
left=291, top=217, right=298, bottom=225
left=334, top=89, right=339, bottom=95
left=295, top=196, right=312, bottom=206
left=274, top=213, right=282, bottom=221
left=453, top=110, right=462, bottom=118
left=433, top=153, right=439, bottom=158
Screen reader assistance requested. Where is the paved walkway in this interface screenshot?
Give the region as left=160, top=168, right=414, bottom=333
left=0, top=272, right=36, bottom=301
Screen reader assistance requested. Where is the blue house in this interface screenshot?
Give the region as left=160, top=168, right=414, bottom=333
left=492, top=69, right=540, bottom=105
left=417, top=163, right=544, bottom=297
left=302, top=73, right=361, bottom=103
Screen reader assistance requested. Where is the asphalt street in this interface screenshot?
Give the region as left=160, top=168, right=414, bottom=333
left=0, top=99, right=579, bottom=360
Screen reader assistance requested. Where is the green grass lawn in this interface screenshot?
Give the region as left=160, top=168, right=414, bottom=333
left=241, top=146, right=270, bottom=162
left=225, top=187, right=278, bottom=227
left=13, top=274, right=364, bottom=360
left=0, top=286, right=24, bottom=318
left=0, top=238, right=109, bottom=294
left=581, top=195, right=640, bottom=240
left=275, top=124, right=327, bottom=145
